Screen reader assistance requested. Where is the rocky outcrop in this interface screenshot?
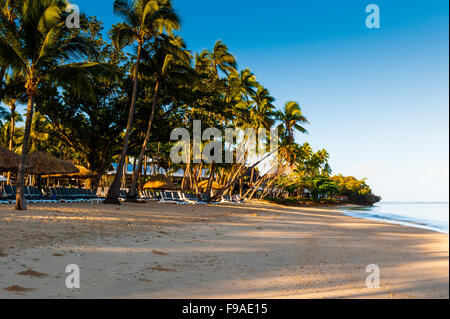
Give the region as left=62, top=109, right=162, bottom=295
left=348, top=193, right=382, bottom=206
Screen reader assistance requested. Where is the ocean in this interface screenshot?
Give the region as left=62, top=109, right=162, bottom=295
left=338, top=202, right=449, bottom=234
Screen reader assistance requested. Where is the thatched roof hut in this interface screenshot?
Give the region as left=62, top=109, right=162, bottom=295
left=143, top=174, right=176, bottom=190
left=26, top=152, right=79, bottom=175
left=42, top=165, right=94, bottom=179
left=0, top=146, right=33, bottom=172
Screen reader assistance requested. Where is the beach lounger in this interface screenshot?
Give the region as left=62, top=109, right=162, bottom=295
left=158, top=191, right=183, bottom=204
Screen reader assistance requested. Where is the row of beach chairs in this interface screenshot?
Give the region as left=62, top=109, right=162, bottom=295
left=0, top=186, right=103, bottom=205
left=1, top=186, right=242, bottom=206
left=138, top=190, right=243, bottom=205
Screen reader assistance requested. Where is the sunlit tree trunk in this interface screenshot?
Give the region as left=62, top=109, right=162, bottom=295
left=127, top=80, right=160, bottom=201
left=6, top=101, right=16, bottom=185
left=15, top=93, right=35, bottom=210
left=104, top=44, right=142, bottom=205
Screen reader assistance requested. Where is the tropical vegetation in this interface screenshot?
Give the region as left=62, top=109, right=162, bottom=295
left=0, top=0, right=380, bottom=210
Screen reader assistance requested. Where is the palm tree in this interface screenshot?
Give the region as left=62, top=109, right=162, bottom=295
left=276, top=101, right=309, bottom=145
left=105, top=0, right=180, bottom=205
left=127, top=35, right=192, bottom=201
left=0, top=0, right=99, bottom=210
left=29, top=112, right=51, bottom=152
left=250, top=86, right=276, bottom=130
left=199, top=40, right=238, bottom=78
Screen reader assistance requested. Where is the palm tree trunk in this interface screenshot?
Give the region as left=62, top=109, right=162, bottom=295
left=104, top=44, right=142, bottom=205
left=127, top=80, right=160, bottom=201
left=15, top=94, right=35, bottom=210
left=205, top=164, right=215, bottom=197
left=6, top=102, right=16, bottom=185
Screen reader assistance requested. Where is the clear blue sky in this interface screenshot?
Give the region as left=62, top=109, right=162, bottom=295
left=20, top=1, right=450, bottom=201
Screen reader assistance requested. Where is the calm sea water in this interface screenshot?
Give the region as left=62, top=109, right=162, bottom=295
left=338, top=202, right=449, bottom=234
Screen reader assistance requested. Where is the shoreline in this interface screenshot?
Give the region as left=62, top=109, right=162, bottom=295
left=0, top=201, right=448, bottom=299
left=261, top=200, right=449, bottom=234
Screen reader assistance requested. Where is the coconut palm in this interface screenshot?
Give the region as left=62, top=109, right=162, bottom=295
left=276, top=101, right=309, bottom=145
left=105, top=0, right=180, bottom=204
left=127, top=35, right=192, bottom=200
left=29, top=112, right=51, bottom=152
left=250, top=86, right=276, bottom=130
left=0, top=0, right=99, bottom=210
left=199, top=40, right=238, bottom=78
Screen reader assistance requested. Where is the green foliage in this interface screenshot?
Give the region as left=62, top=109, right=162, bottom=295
left=0, top=0, right=379, bottom=205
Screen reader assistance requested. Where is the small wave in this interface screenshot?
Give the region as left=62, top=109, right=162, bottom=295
left=342, top=208, right=449, bottom=234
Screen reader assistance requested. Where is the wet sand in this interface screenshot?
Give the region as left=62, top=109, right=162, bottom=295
left=0, top=201, right=448, bottom=298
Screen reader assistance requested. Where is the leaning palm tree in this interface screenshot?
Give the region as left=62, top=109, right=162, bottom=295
left=105, top=0, right=180, bottom=205
left=126, top=35, right=192, bottom=201
left=0, top=0, right=99, bottom=210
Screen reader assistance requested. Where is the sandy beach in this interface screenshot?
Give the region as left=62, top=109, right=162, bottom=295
left=0, top=201, right=448, bottom=299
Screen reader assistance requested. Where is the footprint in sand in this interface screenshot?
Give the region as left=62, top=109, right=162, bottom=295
left=3, top=285, right=36, bottom=292
left=149, top=266, right=176, bottom=272
left=16, top=269, right=49, bottom=278
left=151, top=250, right=168, bottom=256
left=139, top=278, right=153, bottom=283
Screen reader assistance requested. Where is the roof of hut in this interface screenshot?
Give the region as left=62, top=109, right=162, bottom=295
left=42, top=165, right=94, bottom=179
left=26, top=152, right=79, bottom=175
left=0, top=146, right=33, bottom=172
left=143, top=174, right=176, bottom=190
left=0, top=146, right=19, bottom=172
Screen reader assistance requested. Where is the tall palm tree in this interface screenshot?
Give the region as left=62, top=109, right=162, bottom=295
left=250, top=86, right=276, bottom=130
left=199, top=40, right=237, bottom=78
left=127, top=35, right=192, bottom=201
left=105, top=0, right=180, bottom=204
left=0, top=0, right=99, bottom=210
left=276, top=101, right=309, bottom=145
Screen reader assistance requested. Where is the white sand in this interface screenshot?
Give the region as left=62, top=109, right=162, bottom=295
left=0, top=201, right=448, bottom=298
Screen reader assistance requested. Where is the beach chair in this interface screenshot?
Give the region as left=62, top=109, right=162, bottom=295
left=184, top=193, right=208, bottom=205
left=0, top=186, right=8, bottom=204
left=3, top=185, right=16, bottom=204
left=158, top=191, right=181, bottom=204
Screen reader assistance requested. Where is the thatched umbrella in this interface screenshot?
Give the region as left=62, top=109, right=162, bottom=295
left=0, top=146, right=33, bottom=173
left=26, top=152, right=79, bottom=175
left=25, top=152, right=78, bottom=189
left=0, top=146, right=20, bottom=172
left=197, top=180, right=222, bottom=190
left=143, top=174, right=176, bottom=190
left=42, top=165, right=94, bottom=179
